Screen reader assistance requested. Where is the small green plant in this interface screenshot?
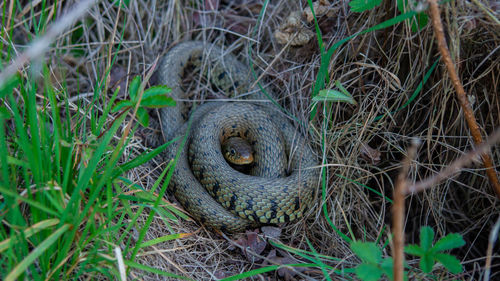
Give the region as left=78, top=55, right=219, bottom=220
left=312, top=80, right=357, bottom=105
left=350, top=226, right=465, bottom=281
left=351, top=241, right=402, bottom=281
left=111, top=75, right=175, bottom=127
left=405, top=226, right=465, bottom=274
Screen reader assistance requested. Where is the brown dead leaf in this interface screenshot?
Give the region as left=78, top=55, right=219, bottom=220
left=213, top=270, right=227, bottom=279
left=303, top=0, right=335, bottom=23
left=234, top=230, right=267, bottom=262
left=264, top=249, right=306, bottom=281
left=261, top=226, right=281, bottom=239
left=360, top=142, right=382, bottom=165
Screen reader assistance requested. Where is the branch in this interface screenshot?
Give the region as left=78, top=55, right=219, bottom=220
left=408, top=129, right=500, bottom=194
left=427, top=0, right=500, bottom=198
left=392, top=140, right=419, bottom=281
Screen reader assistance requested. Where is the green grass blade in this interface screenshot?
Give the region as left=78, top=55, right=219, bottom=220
left=140, top=233, right=192, bottom=248
left=310, top=10, right=418, bottom=120
left=221, top=263, right=321, bottom=281
left=305, top=237, right=332, bottom=280
left=0, top=185, right=59, bottom=216
left=374, top=58, right=439, bottom=121
left=4, top=224, right=70, bottom=281
left=0, top=218, right=59, bottom=253
left=124, top=259, right=192, bottom=280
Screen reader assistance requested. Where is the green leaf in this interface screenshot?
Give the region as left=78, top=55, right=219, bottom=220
left=124, top=259, right=190, bottom=280
left=129, top=75, right=141, bottom=101
left=0, top=219, right=60, bottom=253
left=140, top=95, right=176, bottom=108
left=142, top=85, right=172, bottom=99
left=140, top=233, right=191, bottom=248
left=434, top=253, right=463, bottom=274
left=420, top=226, right=434, bottom=251
left=0, top=106, right=11, bottom=119
left=349, top=0, right=382, bottom=13
left=419, top=254, right=434, bottom=273
left=380, top=258, right=394, bottom=280
left=351, top=241, right=382, bottom=264
left=0, top=74, right=20, bottom=98
left=355, top=263, right=383, bottom=281
left=404, top=244, right=424, bottom=256
left=432, top=233, right=465, bottom=252
left=411, top=13, right=428, bottom=32
left=111, top=100, right=133, bottom=113
left=396, top=0, right=428, bottom=32
left=112, top=0, right=130, bottom=8
left=5, top=224, right=71, bottom=281
left=313, top=89, right=357, bottom=105
left=396, top=0, right=408, bottom=13
left=136, top=107, right=149, bottom=127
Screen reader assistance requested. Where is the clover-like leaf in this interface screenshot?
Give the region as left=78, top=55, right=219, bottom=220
left=355, top=263, right=383, bottom=281
left=380, top=257, right=394, bottom=280
left=404, top=244, right=424, bottom=256
left=431, top=233, right=465, bottom=253
left=129, top=75, right=141, bottom=101
left=434, top=253, right=462, bottom=274
left=136, top=107, right=149, bottom=127
left=420, top=226, right=434, bottom=251
left=419, top=254, right=434, bottom=273
left=351, top=241, right=382, bottom=264
left=142, top=85, right=171, bottom=99
left=140, top=95, right=176, bottom=108
left=111, top=100, right=133, bottom=113
left=349, top=0, right=382, bottom=13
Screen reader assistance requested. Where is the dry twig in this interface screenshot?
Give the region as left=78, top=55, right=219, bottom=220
left=408, top=129, right=500, bottom=194
left=392, top=140, right=420, bottom=281
left=484, top=216, right=500, bottom=281
left=427, top=0, right=500, bottom=198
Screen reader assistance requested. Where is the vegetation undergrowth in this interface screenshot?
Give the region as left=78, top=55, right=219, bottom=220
left=1, top=0, right=498, bottom=280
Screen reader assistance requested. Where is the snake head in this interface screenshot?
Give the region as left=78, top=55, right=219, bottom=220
left=221, top=137, right=254, bottom=165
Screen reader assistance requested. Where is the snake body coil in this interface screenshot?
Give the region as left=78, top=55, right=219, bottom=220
left=157, top=41, right=318, bottom=232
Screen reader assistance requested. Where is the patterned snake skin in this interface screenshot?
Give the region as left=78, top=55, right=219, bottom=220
left=157, top=41, right=318, bottom=232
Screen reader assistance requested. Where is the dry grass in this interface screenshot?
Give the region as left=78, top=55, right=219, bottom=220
left=3, top=0, right=499, bottom=280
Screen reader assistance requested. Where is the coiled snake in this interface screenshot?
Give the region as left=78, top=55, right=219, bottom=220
left=157, top=41, right=318, bottom=232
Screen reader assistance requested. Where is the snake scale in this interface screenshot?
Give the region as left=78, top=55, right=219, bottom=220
left=157, top=41, right=319, bottom=232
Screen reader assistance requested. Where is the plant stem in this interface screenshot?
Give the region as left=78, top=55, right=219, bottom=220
left=392, top=141, right=418, bottom=281
left=427, top=0, right=500, bottom=198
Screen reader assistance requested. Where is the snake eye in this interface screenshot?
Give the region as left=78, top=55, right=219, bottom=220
left=230, top=149, right=236, bottom=156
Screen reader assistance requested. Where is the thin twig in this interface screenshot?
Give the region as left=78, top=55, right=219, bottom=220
left=427, top=0, right=500, bottom=198
left=392, top=139, right=420, bottom=281
left=0, top=0, right=98, bottom=87
left=408, top=128, right=500, bottom=194
left=484, top=215, right=500, bottom=281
